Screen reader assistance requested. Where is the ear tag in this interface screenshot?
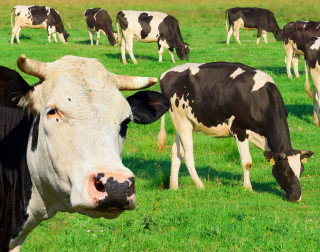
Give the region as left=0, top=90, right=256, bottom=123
left=269, top=158, right=275, bottom=165
left=301, top=158, right=307, bottom=163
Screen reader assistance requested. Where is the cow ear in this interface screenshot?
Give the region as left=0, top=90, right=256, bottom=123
left=300, top=150, right=313, bottom=163
left=0, top=65, right=42, bottom=114
left=126, top=91, right=170, bottom=124
left=0, top=66, right=32, bottom=107
left=264, top=151, right=276, bottom=165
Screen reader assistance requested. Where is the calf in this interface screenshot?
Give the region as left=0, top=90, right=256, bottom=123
left=117, top=10, right=189, bottom=64
left=305, top=36, right=320, bottom=126
left=225, top=7, right=283, bottom=45
left=84, top=8, right=117, bottom=46
left=157, top=62, right=313, bottom=202
left=10, top=5, right=69, bottom=44
left=0, top=55, right=169, bottom=251
left=283, top=21, right=320, bottom=98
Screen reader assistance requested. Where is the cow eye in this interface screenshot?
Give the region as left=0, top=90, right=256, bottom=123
left=47, top=107, right=61, bottom=119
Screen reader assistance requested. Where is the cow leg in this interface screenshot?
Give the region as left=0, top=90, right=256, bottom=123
left=47, top=30, right=52, bottom=43
left=168, top=48, right=176, bottom=63
left=158, top=42, right=164, bottom=62
left=88, top=28, right=94, bottom=45
left=170, top=134, right=183, bottom=189
left=126, top=34, right=138, bottom=64
left=304, top=60, right=312, bottom=99
left=285, top=43, right=293, bottom=78
left=11, top=25, right=20, bottom=44
left=256, top=28, right=262, bottom=44
left=52, top=33, right=58, bottom=43
left=235, top=135, right=252, bottom=190
left=292, top=53, right=300, bottom=78
left=15, top=27, right=22, bottom=44
left=262, top=30, right=267, bottom=43
left=121, top=35, right=127, bottom=64
left=226, top=25, right=233, bottom=44
left=233, top=21, right=241, bottom=45
left=313, top=90, right=320, bottom=126
left=96, top=31, right=100, bottom=45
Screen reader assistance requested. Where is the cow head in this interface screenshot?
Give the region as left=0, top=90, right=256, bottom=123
left=0, top=55, right=169, bottom=219
left=273, top=30, right=284, bottom=42
left=176, top=42, right=190, bottom=61
left=264, top=150, right=313, bottom=202
left=58, top=30, right=70, bottom=44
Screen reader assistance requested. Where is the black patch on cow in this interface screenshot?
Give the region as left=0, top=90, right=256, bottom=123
left=182, top=104, right=185, bottom=109
left=0, top=66, right=32, bottom=107
left=117, top=11, right=128, bottom=31
left=68, top=98, right=71, bottom=101
left=175, top=98, right=179, bottom=108
left=16, top=11, right=21, bottom=16
left=126, top=91, right=170, bottom=124
left=29, top=6, right=47, bottom=25
left=31, top=115, right=40, bottom=151
left=138, top=13, right=153, bottom=39
left=95, top=173, right=105, bottom=181
left=0, top=104, right=33, bottom=251
left=305, top=37, right=320, bottom=69
left=120, top=117, right=131, bottom=138
left=85, top=8, right=116, bottom=46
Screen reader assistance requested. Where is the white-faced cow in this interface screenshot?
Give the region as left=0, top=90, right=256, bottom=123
left=10, top=5, right=69, bottom=44
left=84, top=8, right=117, bottom=46
left=283, top=21, right=320, bottom=98
left=116, top=10, right=189, bottom=64
left=0, top=55, right=169, bottom=251
left=157, top=62, right=313, bottom=202
left=225, top=7, right=283, bottom=45
left=305, top=36, right=320, bottom=126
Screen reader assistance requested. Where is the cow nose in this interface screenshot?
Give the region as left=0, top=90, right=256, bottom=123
left=88, top=172, right=135, bottom=211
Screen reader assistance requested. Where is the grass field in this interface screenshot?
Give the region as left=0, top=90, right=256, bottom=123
left=1, top=0, right=320, bottom=251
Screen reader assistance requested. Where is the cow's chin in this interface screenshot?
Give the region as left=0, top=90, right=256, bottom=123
left=75, top=206, right=124, bottom=219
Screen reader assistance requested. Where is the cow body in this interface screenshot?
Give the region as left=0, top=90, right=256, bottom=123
left=225, top=7, right=283, bottom=45
left=157, top=62, right=313, bottom=202
left=0, top=55, right=169, bottom=251
left=84, top=8, right=117, bottom=46
left=305, top=36, right=320, bottom=126
left=117, top=10, right=189, bottom=64
left=10, top=5, right=69, bottom=44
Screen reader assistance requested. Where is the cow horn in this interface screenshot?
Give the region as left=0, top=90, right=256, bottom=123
left=17, top=54, right=47, bottom=80
left=117, top=75, right=157, bottom=90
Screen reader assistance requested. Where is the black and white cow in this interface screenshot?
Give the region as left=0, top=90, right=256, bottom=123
left=305, top=36, right=320, bottom=126
left=283, top=21, right=320, bottom=98
left=10, top=5, right=70, bottom=44
left=84, top=8, right=117, bottom=46
left=116, top=10, right=189, bottom=64
left=0, top=55, right=169, bottom=251
left=157, top=62, right=313, bottom=202
left=225, top=7, right=283, bottom=45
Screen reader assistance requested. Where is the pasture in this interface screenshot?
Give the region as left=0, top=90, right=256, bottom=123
left=1, top=0, right=320, bottom=250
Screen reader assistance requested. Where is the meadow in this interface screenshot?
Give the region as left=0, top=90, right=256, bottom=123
left=1, top=0, right=320, bottom=251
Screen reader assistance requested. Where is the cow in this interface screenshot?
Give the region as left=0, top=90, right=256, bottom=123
left=283, top=21, right=320, bottom=98
left=305, top=36, right=320, bottom=126
left=116, top=10, right=189, bottom=64
left=10, top=5, right=70, bottom=44
left=157, top=62, right=313, bottom=202
left=0, top=55, right=170, bottom=252
left=225, top=7, right=283, bottom=45
left=84, top=8, right=117, bottom=46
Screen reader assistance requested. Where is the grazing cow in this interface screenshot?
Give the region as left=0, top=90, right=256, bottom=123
left=283, top=21, right=320, bottom=98
left=157, top=62, right=313, bottom=202
left=0, top=55, right=169, bottom=251
left=305, top=36, right=320, bottom=126
left=225, top=7, right=283, bottom=45
left=10, top=5, right=69, bottom=44
left=116, top=10, right=189, bottom=64
left=84, top=8, right=117, bottom=46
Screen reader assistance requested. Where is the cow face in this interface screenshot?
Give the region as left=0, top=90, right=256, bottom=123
left=264, top=150, right=313, bottom=202
left=274, top=30, right=284, bottom=41
left=58, top=30, right=70, bottom=44
left=1, top=55, right=169, bottom=219
left=176, top=42, right=190, bottom=61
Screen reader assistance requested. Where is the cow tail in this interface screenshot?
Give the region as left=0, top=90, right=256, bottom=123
left=304, top=60, right=312, bottom=99
left=225, top=9, right=229, bottom=33
left=157, top=115, right=166, bottom=152
left=117, top=20, right=122, bottom=47
left=11, top=8, right=15, bottom=29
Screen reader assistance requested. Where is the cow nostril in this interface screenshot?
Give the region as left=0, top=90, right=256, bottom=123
left=94, top=180, right=106, bottom=193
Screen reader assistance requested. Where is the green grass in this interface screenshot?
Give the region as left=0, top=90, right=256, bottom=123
left=1, top=0, right=320, bottom=251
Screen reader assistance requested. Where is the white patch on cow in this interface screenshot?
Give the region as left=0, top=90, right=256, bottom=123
left=310, top=38, right=320, bottom=50
left=160, top=63, right=203, bottom=80
left=230, top=67, right=245, bottom=79
left=246, top=130, right=269, bottom=151
left=288, top=154, right=301, bottom=179
left=251, top=70, right=275, bottom=92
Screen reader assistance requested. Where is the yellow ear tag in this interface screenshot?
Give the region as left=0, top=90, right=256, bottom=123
left=270, top=158, right=275, bottom=165
left=301, top=158, right=307, bottom=163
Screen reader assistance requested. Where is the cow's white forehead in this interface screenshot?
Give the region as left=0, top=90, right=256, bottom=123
left=288, top=154, right=301, bottom=179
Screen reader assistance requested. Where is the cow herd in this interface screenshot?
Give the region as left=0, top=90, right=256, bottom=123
left=1, top=4, right=319, bottom=252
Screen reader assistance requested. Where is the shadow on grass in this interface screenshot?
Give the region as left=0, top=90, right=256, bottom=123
left=103, top=52, right=159, bottom=62
left=286, top=104, right=314, bottom=124
left=123, top=156, right=280, bottom=196
left=259, top=66, right=288, bottom=76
